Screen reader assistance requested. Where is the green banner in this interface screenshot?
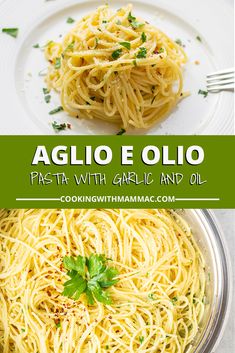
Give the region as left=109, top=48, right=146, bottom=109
left=0, top=136, right=234, bottom=208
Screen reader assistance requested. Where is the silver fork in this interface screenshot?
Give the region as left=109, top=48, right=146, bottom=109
left=206, top=67, right=234, bottom=92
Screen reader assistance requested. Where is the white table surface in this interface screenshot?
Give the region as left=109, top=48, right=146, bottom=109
left=212, top=210, right=235, bottom=353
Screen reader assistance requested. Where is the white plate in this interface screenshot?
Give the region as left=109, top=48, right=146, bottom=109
left=0, top=0, right=234, bottom=135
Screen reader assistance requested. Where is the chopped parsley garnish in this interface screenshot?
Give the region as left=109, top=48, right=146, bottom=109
left=49, top=106, right=64, bottom=115
left=62, top=254, right=119, bottom=305
left=102, top=20, right=108, bottom=23
left=34, top=41, right=53, bottom=52
left=158, top=47, right=164, bottom=53
left=116, top=128, right=126, bottom=135
left=43, top=88, right=50, bottom=95
left=171, top=296, right=178, bottom=304
left=128, top=12, right=136, bottom=22
left=54, top=57, right=61, bottom=69
left=198, top=89, right=208, bottom=98
left=139, top=336, right=144, bottom=344
left=67, top=17, right=75, bottom=24
left=196, top=35, right=202, bottom=42
left=21, top=329, right=25, bottom=332
left=128, top=12, right=144, bottom=29
left=66, top=42, right=75, bottom=50
left=42, top=88, right=51, bottom=104
left=136, top=47, right=147, bottom=58
left=2, top=28, right=19, bottom=38
left=51, top=121, right=71, bottom=132
left=175, top=39, right=183, bottom=46
left=133, top=59, right=137, bottom=66
left=119, top=41, right=131, bottom=50
left=112, top=48, right=122, bottom=60
left=141, top=32, right=147, bottom=43
left=55, top=322, right=61, bottom=328
left=44, top=95, right=51, bottom=104
left=148, top=293, right=155, bottom=300
left=62, top=41, right=75, bottom=56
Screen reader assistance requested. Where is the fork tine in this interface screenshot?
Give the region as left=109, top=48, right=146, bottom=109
left=207, top=67, right=234, bottom=77
left=207, top=83, right=234, bottom=91
left=206, top=67, right=235, bottom=92
left=207, top=73, right=234, bottom=82
left=207, top=78, right=234, bottom=88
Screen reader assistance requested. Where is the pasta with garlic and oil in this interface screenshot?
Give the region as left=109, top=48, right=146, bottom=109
left=0, top=209, right=205, bottom=353
left=45, top=4, right=187, bottom=130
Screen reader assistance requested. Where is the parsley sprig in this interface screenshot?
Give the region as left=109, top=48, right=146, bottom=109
left=62, top=254, right=119, bottom=305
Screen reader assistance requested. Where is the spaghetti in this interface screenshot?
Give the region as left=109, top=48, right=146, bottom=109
left=45, top=4, right=187, bottom=130
left=0, top=209, right=205, bottom=353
